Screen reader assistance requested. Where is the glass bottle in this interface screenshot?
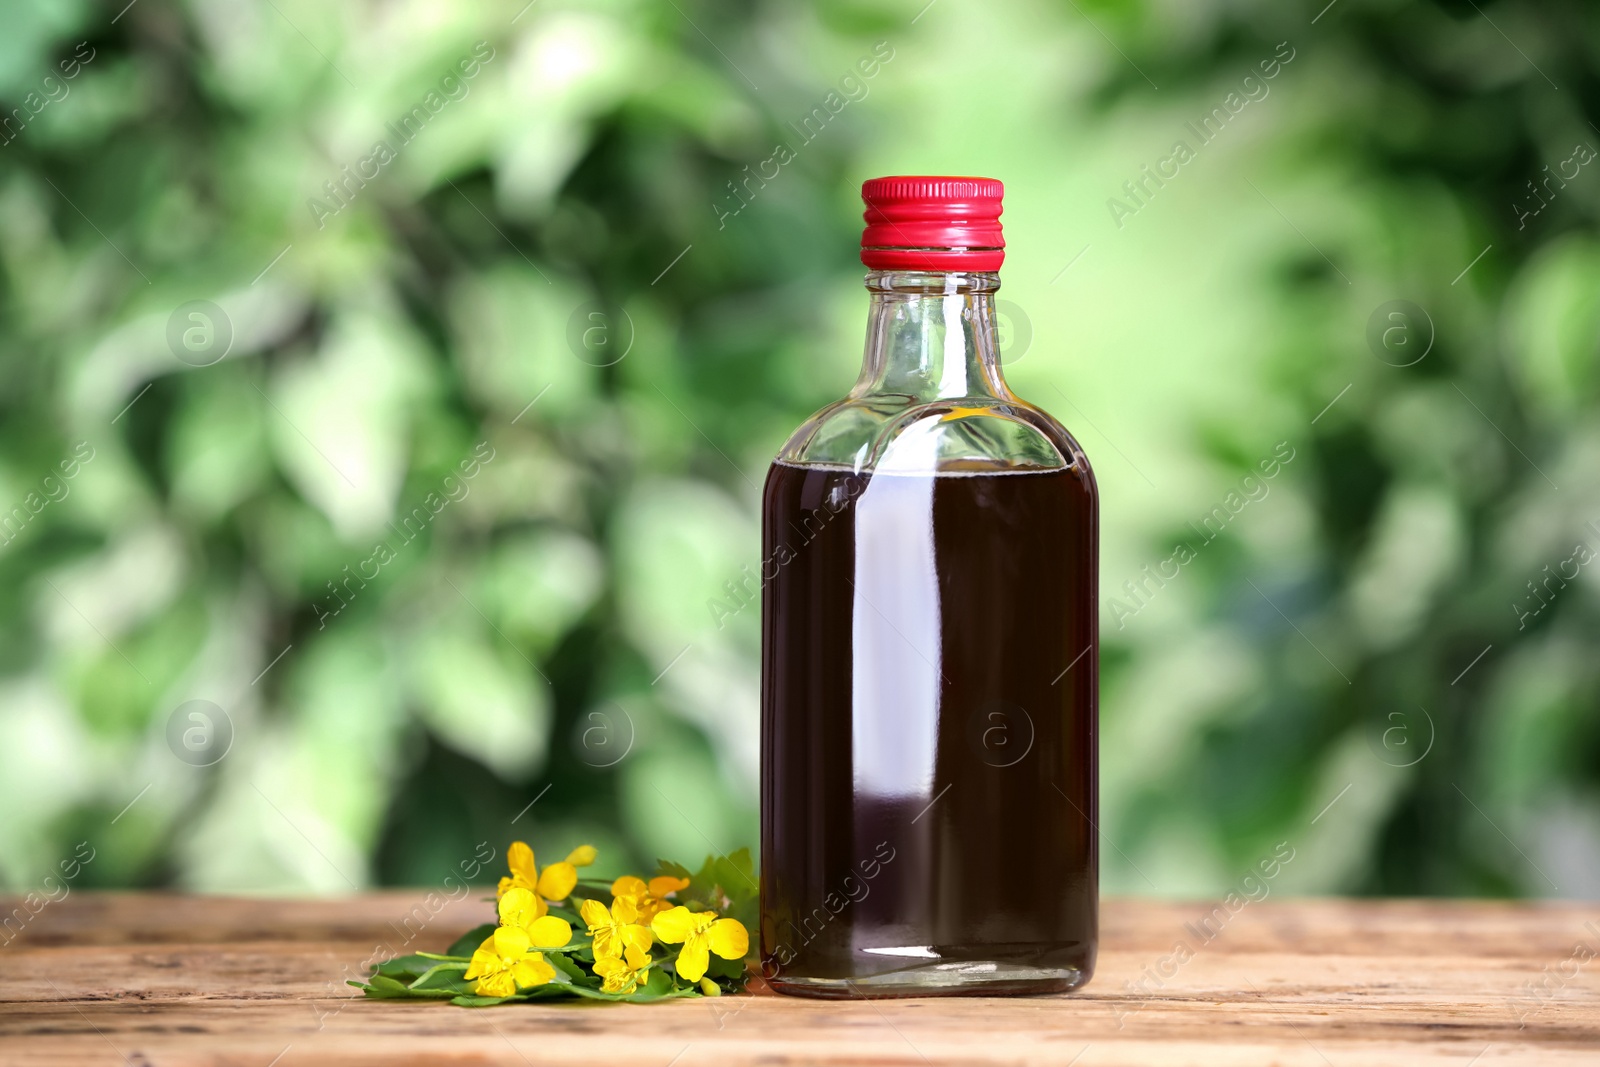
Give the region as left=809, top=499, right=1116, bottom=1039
left=760, top=176, right=1098, bottom=997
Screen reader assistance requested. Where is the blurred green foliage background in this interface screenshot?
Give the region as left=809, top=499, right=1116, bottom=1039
left=1, top=0, right=1596, bottom=900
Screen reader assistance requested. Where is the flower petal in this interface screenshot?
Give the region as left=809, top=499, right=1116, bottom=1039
left=526, top=915, right=572, bottom=948
left=593, top=954, right=631, bottom=993
left=675, top=937, right=711, bottom=982
left=507, top=841, right=537, bottom=883
left=579, top=898, right=611, bottom=932
left=492, top=924, right=531, bottom=959
left=498, top=887, right=538, bottom=930
left=536, top=861, right=578, bottom=901
left=648, top=875, right=690, bottom=897
left=566, top=845, right=597, bottom=867
left=621, top=925, right=654, bottom=954
left=622, top=942, right=651, bottom=970
left=707, top=918, right=749, bottom=961
left=595, top=941, right=652, bottom=993
left=611, top=895, right=641, bottom=925
left=463, top=946, right=498, bottom=980
left=611, top=875, right=648, bottom=899
left=650, top=905, right=696, bottom=944
left=475, top=969, right=516, bottom=998
left=511, top=954, right=556, bottom=988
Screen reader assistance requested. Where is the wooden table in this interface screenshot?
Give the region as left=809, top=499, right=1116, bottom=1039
left=1, top=893, right=1595, bottom=1065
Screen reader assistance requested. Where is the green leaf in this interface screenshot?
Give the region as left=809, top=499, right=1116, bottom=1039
left=446, top=923, right=497, bottom=959
left=655, top=859, right=692, bottom=881
left=546, top=951, right=593, bottom=986
left=351, top=975, right=409, bottom=997
left=704, top=953, right=746, bottom=982
left=450, top=983, right=577, bottom=1007
left=679, top=850, right=757, bottom=932
left=349, top=975, right=459, bottom=1000
left=721, top=847, right=754, bottom=879
left=450, top=993, right=524, bottom=1007
left=523, top=983, right=579, bottom=999
left=410, top=964, right=475, bottom=995
left=565, top=983, right=702, bottom=1004
left=371, top=954, right=440, bottom=979
left=561, top=942, right=596, bottom=964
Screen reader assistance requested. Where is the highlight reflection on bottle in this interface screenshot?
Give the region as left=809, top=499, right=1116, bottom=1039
left=760, top=177, right=1099, bottom=998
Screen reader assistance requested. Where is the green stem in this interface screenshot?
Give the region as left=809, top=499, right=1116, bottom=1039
left=408, top=962, right=470, bottom=989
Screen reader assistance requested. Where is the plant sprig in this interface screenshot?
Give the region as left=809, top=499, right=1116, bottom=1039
left=350, top=842, right=756, bottom=1006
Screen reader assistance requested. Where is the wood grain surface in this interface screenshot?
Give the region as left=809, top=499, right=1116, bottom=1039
left=1, top=893, right=1596, bottom=1065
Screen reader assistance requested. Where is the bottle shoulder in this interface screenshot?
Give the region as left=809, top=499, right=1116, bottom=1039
left=775, top=388, right=1095, bottom=484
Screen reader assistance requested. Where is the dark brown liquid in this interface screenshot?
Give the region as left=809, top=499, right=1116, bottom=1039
left=760, top=460, right=1097, bottom=996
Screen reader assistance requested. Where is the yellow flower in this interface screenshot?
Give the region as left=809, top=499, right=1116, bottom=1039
left=463, top=925, right=558, bottom=997
left=610, top=874, right=690, bottom=921
left=497, top=841, right=595, bottom=902
left=591, top=941, right=653, bottom=994
left=649, top=906, right=749, bottom=983
left=579, top=894, right=653, bottom=959
left=498, top=887, right=572, bottom=949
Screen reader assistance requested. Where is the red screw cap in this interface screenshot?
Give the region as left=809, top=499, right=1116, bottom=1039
left=860, top=175, right=1005, bottom=272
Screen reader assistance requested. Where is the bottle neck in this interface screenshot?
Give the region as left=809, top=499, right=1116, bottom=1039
left=852, top=270, right=1011, bottom=403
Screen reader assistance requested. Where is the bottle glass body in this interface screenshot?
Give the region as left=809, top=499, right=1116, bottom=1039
left=760, top=269, right=1098, bottom=997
